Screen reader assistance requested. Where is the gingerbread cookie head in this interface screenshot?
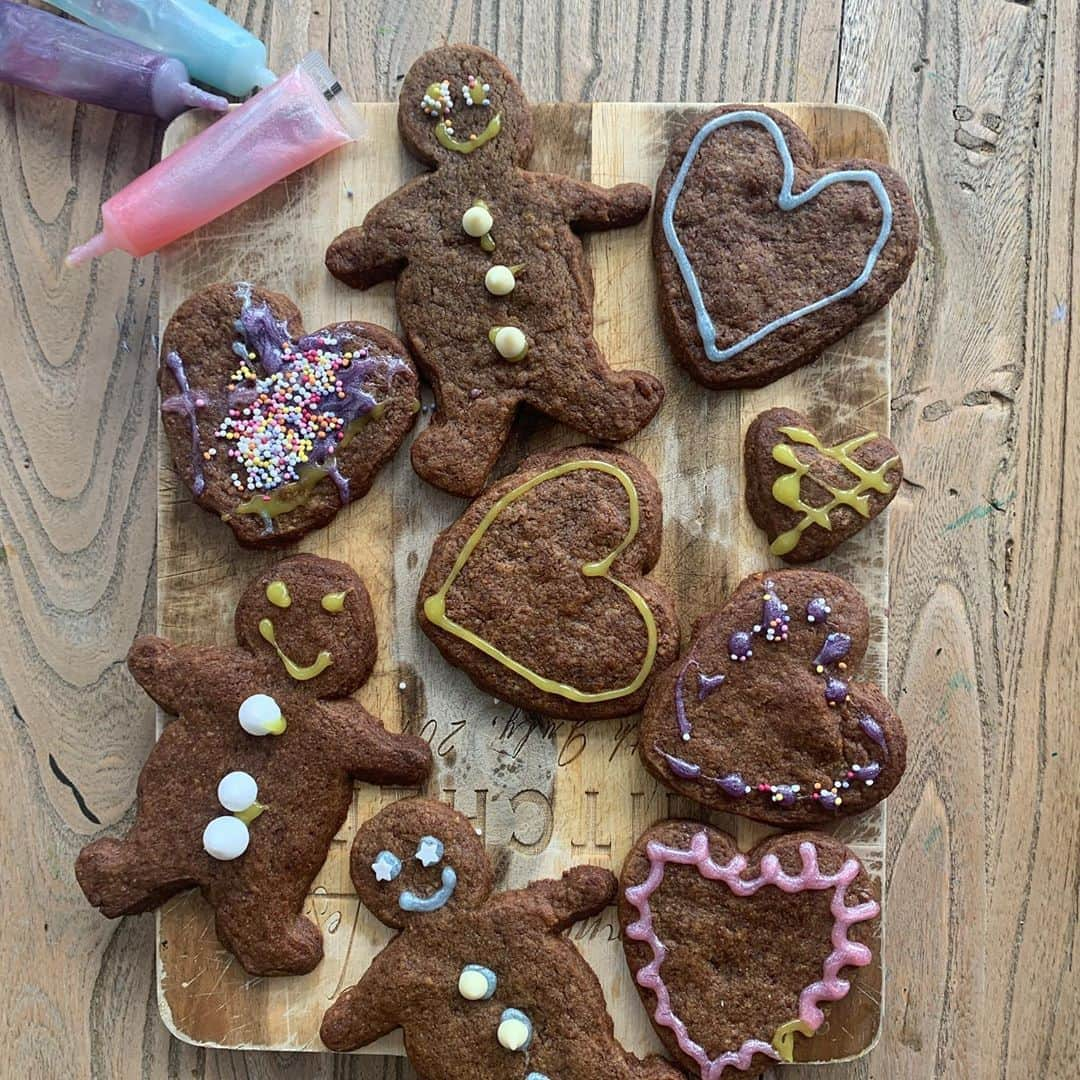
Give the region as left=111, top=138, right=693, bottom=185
left=398, top=44, right=533, bottom=170
left=350, top=798, right=493, bottom=930
left=160, top=282, right=419, bottom=547
left=639, top=569, right=906, bottom=826
left=233, top=554, right=377, bottom=700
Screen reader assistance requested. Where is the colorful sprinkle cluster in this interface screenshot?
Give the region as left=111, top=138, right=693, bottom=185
left=422, top=80, right=453, bottom=120
left=463, top=74, right=491, bottom=106
left=215, top=335, right=376, bottom=496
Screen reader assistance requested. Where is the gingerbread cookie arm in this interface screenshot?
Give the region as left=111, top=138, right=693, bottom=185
left=127, top=636, right=255, bottom=716
left=325, top=181, right=429, bottom=289
left=320, top=946, right=407, bottom=1051
left=514, top=865, right=617, bottom=932
left=546, top=175, right=652, bottom=232
left=321, top=701, right=433, bottom=786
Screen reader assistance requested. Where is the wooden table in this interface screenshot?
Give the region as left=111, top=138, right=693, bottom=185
left=1, top=2, right=1075, bottom=1077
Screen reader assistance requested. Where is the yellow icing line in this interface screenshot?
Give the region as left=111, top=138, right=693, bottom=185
left=436, top=113, right=502, bottom=153
left=769, top=425, right=898, bottom=556
left=771, top=1019, right=815, bottom=1062
left=423, top=460, right=658, bottom=703
left=258, top=618, right=333, bottom=681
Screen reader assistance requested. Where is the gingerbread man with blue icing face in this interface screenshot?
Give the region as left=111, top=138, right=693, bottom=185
left=75, top=554, right=432, bottom=976
left=320, top=798, right=680, bottom=1080
left=326, top=44, right=664, bottom=497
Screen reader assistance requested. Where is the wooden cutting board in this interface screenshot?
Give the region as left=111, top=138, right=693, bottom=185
left=156, top=101, right=892, bottom=1060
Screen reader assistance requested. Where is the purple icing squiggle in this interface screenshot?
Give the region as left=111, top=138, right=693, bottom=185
left=858, top=714, right=887, bottom=751
left=239, top=301, right=292, bottom=374
left=624, top=831, right=878, bottom=1078
left=655, top=746, right=702, bottom=779
left=697, top=670, right=725, bottom=700
left=813, top=632, right=851, bottom=669
left=161, top=351, right=207, bottom=496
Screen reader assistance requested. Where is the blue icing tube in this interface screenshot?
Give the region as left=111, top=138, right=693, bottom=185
left=400, top=865, right=457, bottom=912
left=662, top=110, right=893, bottom=363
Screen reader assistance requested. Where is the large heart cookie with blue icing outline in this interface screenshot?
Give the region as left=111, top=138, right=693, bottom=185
left=653, top=105, right=918, bottom=389
left=417, top=445, right=680, bottom=721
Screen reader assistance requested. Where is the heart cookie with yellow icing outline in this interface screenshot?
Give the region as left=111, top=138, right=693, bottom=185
left=744, top=407, right=902, bottom=563
left=417, top=446, right=680, bottom=720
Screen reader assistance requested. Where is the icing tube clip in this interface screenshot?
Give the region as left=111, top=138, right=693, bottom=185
left=0, top=1, right=228, bottom=120
left=66, top=53, right=363, bottom=266
left=47, top=0, right=276, bottom=97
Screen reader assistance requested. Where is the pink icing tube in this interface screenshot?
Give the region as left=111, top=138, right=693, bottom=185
left=623, top=831, right=879, bottom=1079
left=66, top=52, right=361, bottom=265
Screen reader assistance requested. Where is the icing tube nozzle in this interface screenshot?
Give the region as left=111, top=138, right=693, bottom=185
left=65, top=53, right=363, bottom=266
left=177, top=82, right=230, bottom=112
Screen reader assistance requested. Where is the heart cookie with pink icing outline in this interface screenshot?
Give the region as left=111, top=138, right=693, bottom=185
left=619, top=821, right=880, bottom=1080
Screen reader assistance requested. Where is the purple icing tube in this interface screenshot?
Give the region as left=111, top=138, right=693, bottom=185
left=0, top=0, right=226, bottom=119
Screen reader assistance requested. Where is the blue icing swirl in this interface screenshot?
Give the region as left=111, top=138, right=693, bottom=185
left=399, top=865, right=457, bottom=912
left=662, top=110, right=894, bottom=362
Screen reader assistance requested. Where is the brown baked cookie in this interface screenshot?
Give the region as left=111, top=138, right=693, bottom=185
left=75, top=555, right=432, bottom=976
left=321, top=798, right=681, bottom=1080
left=639, top=569, right=905, bottom=826
left=417, top=445, right=679, bottom=720
left=654, top=105, right=918, bottom=389
left=160, top=282, right=419, bottom=547
left=744, top=407, right=902, bottom=562
left=619, top=821, right=880, bottom=1079
left=326, top=45, right=663, bottom=497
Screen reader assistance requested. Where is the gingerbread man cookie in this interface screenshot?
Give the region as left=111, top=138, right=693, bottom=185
left=326, top=45, right=663, bottom=497
left=320, top=798, right=681, bottom=1080
left=75, top=555, right=432, bottom=976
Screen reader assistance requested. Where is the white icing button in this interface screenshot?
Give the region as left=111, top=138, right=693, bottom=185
left=217, top=770, right=258, bottom=812
left=492, top=326, right=527, bottom=360
left=458, top=965, right=496, bottom=1000
left=462, top=205, right=493, bottom=237
left=238, top=693, right=285, bottom=736
left=203, top=815, right=250, bottom=860
left=497, top=1014, right=531, bottom=1052
left=484, top=265, right=516, bottom=295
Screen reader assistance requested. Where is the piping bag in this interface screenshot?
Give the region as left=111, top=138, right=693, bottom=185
left=0, top=0, right=227, bottom=120
left=47, top=0, right=275, bottom=97
left=67, top=53, right=361, bottom=266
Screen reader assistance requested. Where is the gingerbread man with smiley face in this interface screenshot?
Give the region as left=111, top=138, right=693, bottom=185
left=75, top=554, right=432, bottom=976
left=326, top=44, right=664, bottom=497
left=320, top=798, right=680, bottom=1080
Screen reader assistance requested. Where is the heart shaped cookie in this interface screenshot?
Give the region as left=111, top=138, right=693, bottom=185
left=160, top=282, right=420, bottom=547
left=639, top=569, right=905, bottom=825
left=619, top=821, right=880, bottom=1080
left=654, top=105, right=918, bottom=389
left=417, top=446, right=680, bottom=720
left=744, top=407, right=902, bottom=562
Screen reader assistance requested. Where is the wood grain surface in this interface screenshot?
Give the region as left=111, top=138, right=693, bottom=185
left=155, top=100, right=890, bottom=1058
left=0, top=1, right=1075, bottom=1078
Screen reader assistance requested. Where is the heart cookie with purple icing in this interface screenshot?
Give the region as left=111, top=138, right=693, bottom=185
left=619, top=821, right=881, bottom=1080
left=638, top=569, right=906, bottom=826
left=160, top=282, right=420, bottom=548
left=744, top=407, right=902, bottom=563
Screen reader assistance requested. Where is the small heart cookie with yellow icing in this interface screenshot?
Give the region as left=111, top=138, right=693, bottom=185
left=417, top=446, right=680, bottom=720
left=744, top=407, right=902, bottom=563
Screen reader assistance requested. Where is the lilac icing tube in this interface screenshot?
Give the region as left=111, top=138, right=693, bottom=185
left=67, top=53, right=361, bottom=265
left=0, top=1, right=226, bottom=119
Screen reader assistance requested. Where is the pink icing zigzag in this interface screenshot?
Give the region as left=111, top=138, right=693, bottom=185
left=624, top=831, right=880, bottom=1079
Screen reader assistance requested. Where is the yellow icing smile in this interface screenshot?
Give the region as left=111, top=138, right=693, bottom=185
left=258, top=618, right=333, bottom=681
left=423, top=460, right=658, bottom=703
left=436, top=113, right=502, bottom=153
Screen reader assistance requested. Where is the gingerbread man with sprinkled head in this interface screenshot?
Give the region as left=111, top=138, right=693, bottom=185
left=75, top=554, right=432, bottom=976
left=326, top=44, right=663, bottom=497
left=321, top=797, right=681, bottom=1080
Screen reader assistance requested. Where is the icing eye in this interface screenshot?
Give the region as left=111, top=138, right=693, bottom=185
left=421, top=80, right=453, bottom=118
left=372, top=850, right=402, bottom=882
left=266, top=580, right=291, bottom=607
left=462, top=75, right=491, bottom=107
left=415, top=835, right=444, bottom=867
left=321, top=590, right=347, bottom=613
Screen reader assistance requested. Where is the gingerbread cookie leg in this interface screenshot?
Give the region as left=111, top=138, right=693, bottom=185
left=320, top=952, right=403, bottom=1051
left=526, top=339, right=664, bottom=442
left=214, top=895, right=324, bottom=976
left=411, top=387, right=518, bottom=496
left=75, top=835, right=194, bottom=917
